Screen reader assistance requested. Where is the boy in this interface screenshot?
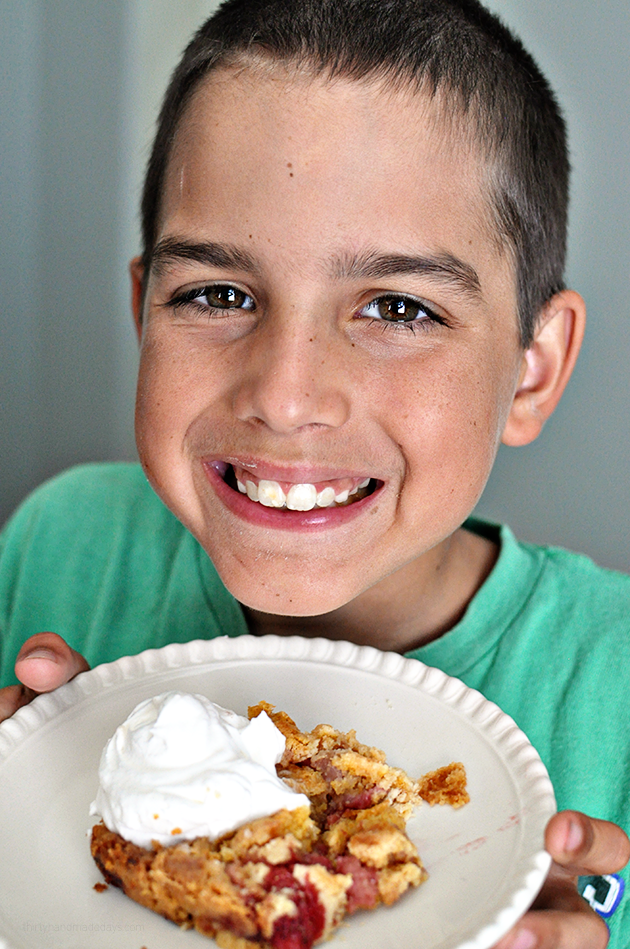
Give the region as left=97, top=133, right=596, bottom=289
left=1, top=0, right=629, bottom=946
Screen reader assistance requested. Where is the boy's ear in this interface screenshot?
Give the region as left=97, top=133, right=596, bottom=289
left=130, top=256, right=145, bottom=341
left=501, top=290, right=586, bottom=447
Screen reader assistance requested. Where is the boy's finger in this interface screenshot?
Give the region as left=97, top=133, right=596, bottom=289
left=14, top=632, right=90, bottom=694
left=0, top=684, right=38, bottom=724
left=546, top=810, right=630, bottom=875
left=494, top=908, right=608, bottom=949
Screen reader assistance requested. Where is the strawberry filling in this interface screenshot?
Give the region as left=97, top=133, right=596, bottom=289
left=264, top=869, right=326, bottom=949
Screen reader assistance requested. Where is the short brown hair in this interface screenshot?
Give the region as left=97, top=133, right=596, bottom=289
left=141, top=0, right=569, bottom=346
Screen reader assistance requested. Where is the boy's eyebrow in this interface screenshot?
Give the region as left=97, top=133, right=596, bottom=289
left=150, top=238, right=482, bottom=299
left=150, top=238, right=260, bottom=276
left=331, top=250, right=483, bottom=299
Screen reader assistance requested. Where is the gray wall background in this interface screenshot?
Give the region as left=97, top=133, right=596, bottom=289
left=1, top=1, right=629, bottom=571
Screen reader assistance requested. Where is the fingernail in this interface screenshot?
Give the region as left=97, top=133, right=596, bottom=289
left=509, top=928, right=537, bottom=949
left=19, top=647, right=59, bottom=663
left=565, top=815, right=584, bottom=853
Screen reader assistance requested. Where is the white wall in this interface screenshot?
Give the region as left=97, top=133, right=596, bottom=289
left=1, top=1, right=628, bottom=571
left=1, top=1, right=139, bottom=520
left=475, top=0, right=630, bottom=569
left=0, top=1, right=219, bottom=528
left=129, top=1, right=220, bottom=191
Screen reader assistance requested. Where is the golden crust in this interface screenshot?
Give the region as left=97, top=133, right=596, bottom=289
left=347, top=822, right=419, bottom=869
left=378, top=862, right=428, bottom=905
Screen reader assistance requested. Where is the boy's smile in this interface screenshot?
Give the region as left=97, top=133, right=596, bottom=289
left=134, top=66, right=525, bottom=640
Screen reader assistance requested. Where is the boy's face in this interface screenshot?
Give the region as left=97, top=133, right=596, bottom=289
left=135, top=67, right=523, bottom=617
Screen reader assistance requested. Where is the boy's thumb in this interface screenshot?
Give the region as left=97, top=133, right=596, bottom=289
left=15, top=632, right=90, bottom=693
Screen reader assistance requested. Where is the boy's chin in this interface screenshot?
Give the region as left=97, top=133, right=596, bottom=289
left=238, top=585, right=352, bottom=619
left=218, top=561, right=360, bottom=619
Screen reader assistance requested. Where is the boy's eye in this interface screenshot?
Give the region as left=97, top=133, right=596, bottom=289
left=170, top=284, right=255, bottom=312
left=359, top=295, right=443, bottom=327
left=202, top=285, right=254, bottom=309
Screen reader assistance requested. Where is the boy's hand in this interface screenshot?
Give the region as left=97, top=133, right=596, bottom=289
left=0, top=632, right=90, bottom=724
left=495, top=810, right=630, bottom=949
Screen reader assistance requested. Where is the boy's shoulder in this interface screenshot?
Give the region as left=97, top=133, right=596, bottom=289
left=0, top=463, right=244, bottom=685
left=0, top=461, right=182, bottom=614
left=0, top=461, right=192, bottom=601
left=516, top=528, right=630, bottom=611
left=489, top=521, right=630, bottom=674
left=5, top=461, right=163, bottom=520
left=461, top=517, right=630, bottom=660
left=471, top=516, right=630, bottom=602
left=1, top=462, right=182, bottom=552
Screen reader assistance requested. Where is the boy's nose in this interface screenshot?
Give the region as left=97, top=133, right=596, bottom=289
left=231, top=319, right=351, bottom=435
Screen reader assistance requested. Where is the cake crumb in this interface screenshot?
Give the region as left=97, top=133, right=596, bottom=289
left=417, top=762, right=469, bottom=808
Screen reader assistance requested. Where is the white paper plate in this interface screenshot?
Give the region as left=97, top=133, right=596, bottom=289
left=0, top=635, right=554, bottom=949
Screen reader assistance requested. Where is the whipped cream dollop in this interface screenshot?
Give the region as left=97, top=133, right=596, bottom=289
left=89, top=691, right=309, bottom=849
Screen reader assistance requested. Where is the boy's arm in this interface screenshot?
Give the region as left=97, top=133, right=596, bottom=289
left=0, top=632, right=89, bottom=722
left=495, top=810, right=630, bottom=949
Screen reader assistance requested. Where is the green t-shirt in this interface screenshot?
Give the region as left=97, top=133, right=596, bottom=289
left=2, top=463, right=630, bottom=940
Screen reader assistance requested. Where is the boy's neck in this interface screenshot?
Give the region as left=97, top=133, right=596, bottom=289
left=242, top=526, right=498, bottom=654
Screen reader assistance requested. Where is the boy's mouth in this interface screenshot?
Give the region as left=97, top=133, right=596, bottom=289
left=212, top=462, right=378, bottom=512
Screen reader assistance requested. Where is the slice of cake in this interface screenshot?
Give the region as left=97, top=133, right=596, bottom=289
left=90, top=694, right=468, bottom=949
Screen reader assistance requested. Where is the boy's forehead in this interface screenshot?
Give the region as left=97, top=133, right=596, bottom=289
left=167, top=65, right=483, bottom=214
left=159, top=64, right=515, bottom=308
left=172, top=68, right=477, bottom=174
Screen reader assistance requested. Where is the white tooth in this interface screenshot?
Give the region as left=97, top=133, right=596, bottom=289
left=246, top=480, right=259, bottom=502
left=237, top=480, right=247, bottom=494
left=358, top=478, right=370, bottom=489
left=349, top=484, right=359, bottom=495
left=257, top=480, right=286, bottom=508
left=334, top=489, right=349, bottom=504
left=286, top=483, right=317, bottom=511
left=316, top=486, right=336, bottom=507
